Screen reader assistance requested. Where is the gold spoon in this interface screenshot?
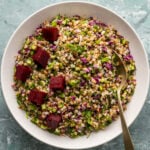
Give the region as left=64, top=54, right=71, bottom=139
left=114, top=52, right=134, bottom=150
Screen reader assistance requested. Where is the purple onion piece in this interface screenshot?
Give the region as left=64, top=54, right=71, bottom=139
left=88, top=45, right=94, bottom=50
left=89, top=20, right=96, bottom=26
left=18, top=49, right=22, bottom=54
left=29, top=35, right=33, bottom=39
left=123, top=54, right=133, bottom=61
left=104, top=62, right=113, bottom=70
left=118, top=35, right=124, bottom=39
left=93, top=77, right=100, bottom=84
left=57, top=20, right=62, bottom=25
left=80, top=57, right=88, bottom=64
left=100, top=22, right=107, bottom=27
left=71, top=96, right=76, bottom=100
left=93, top=64, right=98, bottom=68
left=92, top=94, right=100, bottom=100
left=50, top=45, right=57, bottom=51
left=96, top=33, right=102, bottom=38
left=102, top=46, right=107, bottom=52
left=85, top=67, right=91, bottom=73
left=108, top=41, right=114, bottom=46
left=80, top=80, right=86, bottom=86
left=25, top=48, right=30, bottom=52
left=95, top=20, right=100, bottom=25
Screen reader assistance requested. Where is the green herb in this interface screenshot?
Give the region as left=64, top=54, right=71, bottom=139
left=66, top=44, right=86, bottom=55
left=41, top=104, right=46, bottom=110
left=40, top=124, right=47, bottom=130
left=82, top=74, right=90, bottom=80
left=105, top=116, right=112, bottom=126
left=48, top=107, right=57, bottom=113
left=47, top=61, right=56, bottom=70
left=83, top=110, right=92, bottom=118
left=59, top=63, right=64, bottom=69
left=95, top=39, right=101, bottom=44
left=100, top=77, right=107, bottom=83
left=36, top=35, right=43, bottom=40
left=64, top=31, right=71, bottom=36
left=75, top=67, right=80, bottom=72
left=59, top=93, right=65, bottom=99
left=58, top=102, right=64, bottom=108
left=68, top=79, right=79, bottom=87
left=128, top=64, right=135, bottom=71
left=26, top=112, right=29, bottom=119
left=62, top=18, right=70, bottom=25
left=28, top=104, right=37, bottom=111
left=54, top=128, right=61, bottom=135
left=128, top=64, right=136, bottom=75
left=25, top=38, right=30, bottom=45
left=17, top=98, right=22, bottom=106
left=30, top=44, right=37, bottom=50
left=99, top=85, right=103, bottom=91
left=93, top=25, right=99, bottom=31
left=31, top=117, right=40, bottom=124
left=120, top=38, right=128, bottom=45
left=51, top=20, right=57, bottom=27
left=83, top=110, right=93, bottom=125
left=30, top=50, right=34, bottom=55
left=101, top=56, right=110, bottom=63
left=26, top=58, right=34, bottom=66
left=28, top=82, right=35, bottom=89
left=112, top=54, right=120, bottom=66
left=81, top=31, right=87, bottom=36
left=39, top=80, right=46, bottom=86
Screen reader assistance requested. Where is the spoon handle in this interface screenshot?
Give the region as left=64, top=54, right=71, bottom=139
left=117, top=90, right=134, bottom=150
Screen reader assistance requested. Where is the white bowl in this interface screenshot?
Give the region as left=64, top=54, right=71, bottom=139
left=1, top=1, right=149, bottom=149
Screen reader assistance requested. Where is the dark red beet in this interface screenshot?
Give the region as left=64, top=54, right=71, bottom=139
left=46, top=114, right=62, bottom=130
left=42, top=27, right=59, bottom=43
left=49, top=75, right=65, bottom=91
left=28, top=89, right=47, bottom=105
left=32, top=47, right=50, bottom=68
left=15, top=65, right=32, bottom=82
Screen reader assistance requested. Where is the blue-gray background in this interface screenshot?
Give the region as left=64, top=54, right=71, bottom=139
left=0, top=0, right=150, bottom=150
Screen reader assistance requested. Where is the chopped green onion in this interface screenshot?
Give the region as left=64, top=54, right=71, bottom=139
left=30, top=44, right=37, bottom=50
left=121, top=39, right=127, bottom=45
left=26, top=58, right=33, bottom=65
left=59, top=93, right=65, bottom=99
left=41, top=104, right=46, bottom=110
left=95, top=39, right=101, bottom=44
left=36, top=35, right=43, bottom=40
left=51, top=20, right=57, bottom=27
left=101, top=56, right=110, bottom=63
left=64, top=31, right=71, bottom=36
left=66, top=44, right=86, bottom=55
left=28, top=104, right=37, bottom=111
left=40, top=124, right=47, bottom=129
left=68, top=79, right=79, bottom=87
left=62, top=18, right=70, bottom=25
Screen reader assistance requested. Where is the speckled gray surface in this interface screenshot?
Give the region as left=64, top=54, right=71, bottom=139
left=0, top=0, right=150, bottom=150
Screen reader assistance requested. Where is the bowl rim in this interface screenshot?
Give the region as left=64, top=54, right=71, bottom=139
left=1, top=1, right=150, bottom=149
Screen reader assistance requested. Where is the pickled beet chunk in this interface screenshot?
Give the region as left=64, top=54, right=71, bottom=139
left=28, top=89, right=47, bottom=105
left=15, top=65, right=32, bottom=82
left=49, top=75, right=65, bottom=91
left=42, top=27, right=59, bottom=43
left=46, top=114, right=62, bottom=130
left=32, top=47, right=50, bottom=68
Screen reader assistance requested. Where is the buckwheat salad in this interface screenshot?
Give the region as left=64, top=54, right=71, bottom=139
left=13, top=15, right=136, bottom=138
